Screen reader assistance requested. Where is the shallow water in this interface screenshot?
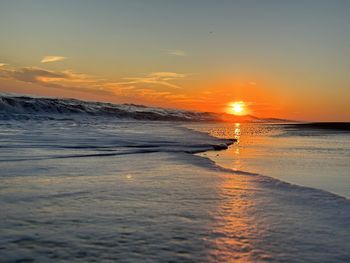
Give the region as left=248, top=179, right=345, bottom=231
left=1, top=118, right=350, bottom=262
left=189, top=122, right=350, bottom=198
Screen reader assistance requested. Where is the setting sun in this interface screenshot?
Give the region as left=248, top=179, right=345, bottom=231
left=228, top=101, right=247, bottom=116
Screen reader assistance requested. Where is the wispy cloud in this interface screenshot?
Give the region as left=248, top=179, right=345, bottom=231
left=165, top=49, right=186, bottom=57
left=0, top=66, right=112, bottom=96
left=118, top=71, right=187, bottom=89
left=0, top=63, right=7, bottom=67
left=0, top=65, right=196, bottom=105
left=150, top=72, right=186, bottom=78
left=41, top=56, right=67, bottom=63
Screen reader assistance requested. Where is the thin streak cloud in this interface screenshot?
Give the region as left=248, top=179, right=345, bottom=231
left=118, top=72, right=187, bottom=90
left=165, top=49, right=186, bottom=57
left=41, top=56, right=67, bottom=63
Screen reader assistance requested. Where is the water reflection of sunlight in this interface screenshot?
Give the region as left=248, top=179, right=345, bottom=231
left=208, top=173, right=266, bottom=262
left=232, top=123, right=242, bottom=171
left=188, top=123, right=277, bottom=260
left=234, top=123, right=241, bottom=143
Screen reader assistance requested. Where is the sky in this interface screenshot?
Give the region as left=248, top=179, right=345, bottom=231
left=0, top=0, right=349, bottom=121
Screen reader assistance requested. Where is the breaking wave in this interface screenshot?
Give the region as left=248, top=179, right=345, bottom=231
left=0, top=95, right=219, bottom=121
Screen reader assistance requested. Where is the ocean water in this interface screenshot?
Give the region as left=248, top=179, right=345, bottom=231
left=189, top=123, right=350, bottom=198
left=1, top=118, right=350, bottom=262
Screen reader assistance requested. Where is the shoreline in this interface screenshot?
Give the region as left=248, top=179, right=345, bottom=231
left=185, top=122, right=350, bottom=200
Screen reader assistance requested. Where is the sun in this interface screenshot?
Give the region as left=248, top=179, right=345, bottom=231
left=232, top=103, right=243, bottom=114
left=228, top=101, right=247, bottom=115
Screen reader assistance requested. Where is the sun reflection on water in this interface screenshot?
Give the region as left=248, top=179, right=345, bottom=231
left=208, top=173, right=269, bottom=262
left=188, top=122, right=275, bottom=260
left=197, top=122, right=275, bottom=173
left=234, top=123, right=241, bottom=143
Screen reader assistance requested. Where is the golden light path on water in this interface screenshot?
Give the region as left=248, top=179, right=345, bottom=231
left=207, top=172, right=269, bottom=262
left=191, top=122, right=276, bottom=261
left=189, top=121, right=350, bottom=261
left=205, top=123, right=268, bottom=262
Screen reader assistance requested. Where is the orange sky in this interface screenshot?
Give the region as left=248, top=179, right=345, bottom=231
left=1, top=1, right=350, bottom=121
left=0, top=64, right=349, bottom=121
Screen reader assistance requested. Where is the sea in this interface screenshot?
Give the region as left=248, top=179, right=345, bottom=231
left=0, top=116, right=350, bottom=262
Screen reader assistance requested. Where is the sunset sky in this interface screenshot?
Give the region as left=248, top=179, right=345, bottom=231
left=1, top=0, right=349, bottom=121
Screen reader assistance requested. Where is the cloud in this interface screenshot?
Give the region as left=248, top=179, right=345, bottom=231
left=0, top=66, right=112, bottom=96
left=0, top=65, right=196, bottom=107
left=41, top=56, right=67, bottom=63
left=165, top=49, right=186, bottom=57
left=118, top=71, right=187, bottom=90
left=149, top=72, right=186, bottom=78
left=11, top=67, right=67, bottom=82
left=0, top=63, right=7, bottom=67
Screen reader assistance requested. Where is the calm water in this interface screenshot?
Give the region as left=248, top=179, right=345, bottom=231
left=1, top=118, right=350, bottom=262
left=189, top=123, right=350, bottom=198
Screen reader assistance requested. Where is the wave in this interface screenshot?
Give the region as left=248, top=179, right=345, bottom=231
left=0, top=95, right=219, bottom=121
left=0, top=94, right=280, bottom=122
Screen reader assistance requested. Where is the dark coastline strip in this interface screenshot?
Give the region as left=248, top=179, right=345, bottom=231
left=285, top=122, right=350, bottom=131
